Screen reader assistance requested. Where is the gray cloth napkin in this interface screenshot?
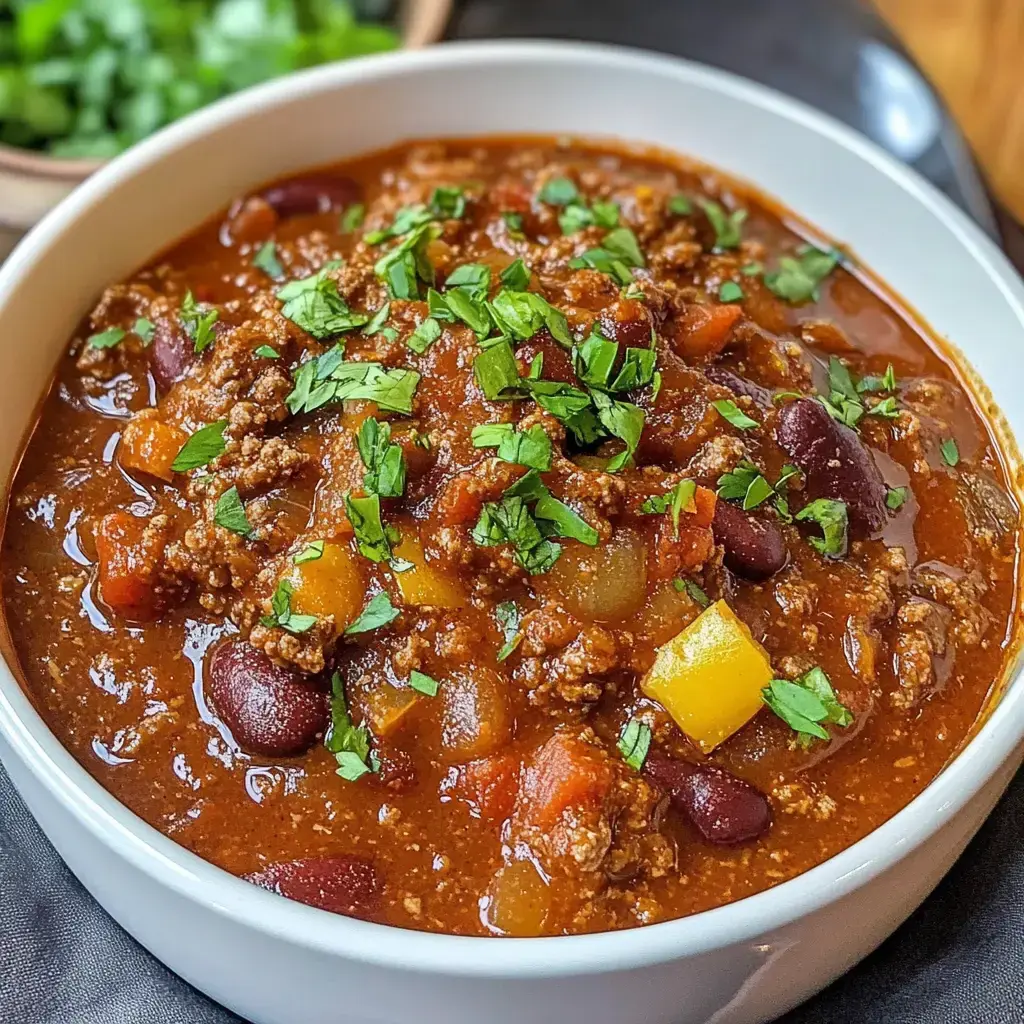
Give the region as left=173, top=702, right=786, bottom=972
left=2, top=1, right=1023, bottom=1021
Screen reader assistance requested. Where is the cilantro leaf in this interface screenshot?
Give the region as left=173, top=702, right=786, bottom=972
left=408, top=316, right=442, bottom=354
left=326, top=672, right=374, bottom=781
left=180, top=291, right=219, bottom=353
left=344, top=592, right=400, bottom=635
left=538, top=177, right=579, bottom=206
left=276, top=264, right=368, bottom=338
left=252, top=240, right=284, bottom=280
left=409, top=670, right=439, bottom=697
left=294, top=540, right=325, bottom=564
left=764, top=246, right=841, bottom=303
left=471, top=422, right=553, bottom=471
left=495, top=601, right=522, bottom=661
left=133, top=318, right=155, bottom=345
left=617, top=718, right=652, bottom=771
left=260, top=579, right=317, bottom=635
left=357, top=418, right=406, bottom=498
left=795, top=498, right=849, bottom=558
left=712, top=399, right=759, bottom=431
left=171, top=420, right=228, bottom=473
left=345, top=492, right=395, bottom=564
left=697, top=199, right=746, bottom=250
left=213, top=485, right=252, bottom=537
left=87, top=327, right=125, bottom=350
left=473, top=340, right=523, bottom=401
left=762, top=666, right=853, bottom=746
left=940, top=438, right=960, bottom=467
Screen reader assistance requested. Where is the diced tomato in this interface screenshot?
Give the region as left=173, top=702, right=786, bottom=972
left=670, top=303, right=743, bottom=360
left=118, top=417, right=188, bottom=483
left=95, top=512, right=164, bottom=619
left=646, top=486, right=717, bottom=582
left=515, top=734, right=613, bottom=830
left=447, top=753, right=520, bottom=822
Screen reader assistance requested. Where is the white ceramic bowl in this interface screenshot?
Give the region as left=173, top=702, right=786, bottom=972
left=0, top=41, right=1022, bottom=1024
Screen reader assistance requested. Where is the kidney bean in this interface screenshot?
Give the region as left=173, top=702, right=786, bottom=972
left=644, top=754, right=772, bottom=844
left=260, top=174, right=361, bottom=219
left=712, top=500, right=788, bottom=581
left=148, top=319, right=194, bottom=393
left=705, top=365, right=773, bottom=409
left=371, top=745, right=417, bottom=793
left=776, top=398, right=888, bottom=532
left=207, top=640, right=328, bottom=757
left=245, top=856, right=380, bottom=919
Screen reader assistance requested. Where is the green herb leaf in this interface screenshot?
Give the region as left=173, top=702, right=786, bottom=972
left=488, top=289, right=571, bottom=347
left=712, top=399, right=759, bottom=431
left=573, top=332, right=619, bottom=389
left=180, top=290, right=219, bottom=353
left=857, top=363, right=898, bottom=394
left=345, top=492, right=395, bottom=563
left=940, top=438, right=960, bottom=467
left=344, top=591, right=400, bottom=635
left=764, top=246, right=840, bottom=303
left=502, top=211, right=525, bottom=238
left=617, top=718, right=652, bottom=771
left=867, top=396, right=900, bottom=419
left=667, top=194, right=693, bottom=216
left=795, top=498, right=849, bottom=558
left=362, top=302, right=391, bottom=337
left=499, top=258, right=531, bottom=292
left=213, top=485, right=252, bottom=537
left=886, top=486, right=909, bottom=511
left=340, top=204, right=366, bottom=233
left=718, top=281, right=744, bottom=303
left=762, top=666, right=853, bottom=746
left=356, top=418, right=406, bottom=498
left=409, top=670, right=439, bottom=697
left=252, top=240, right=284, bottom=279
left=674, top=577, right=710, bottom=607
left=260, top=579, right=318, bottom=635
left=538, top=177, right=579, bottom=206
left=326, top=672, right=374, bottom=781
left=408, top=316, right=442, bottom=354
left=373, top=222, right=441, bottom=300
left=171, top=420, right=228, bottom=472
left=253, top=344, right=279, bottom=359
left=276, top=265, right=368, bottom=339
left=534, top=494, right=600, bottom=546
left=641, top=480, right=697, bottom=538
left=474, top=340, right=523, bottom=401
left=294, top=540, right=325, bottom=564
left=697, top=198, right=747, bottom=250
left=133, top=317, right=155, bottom=345
left=591, top=390, right=645, bottom=472
left=472, top=422, right=553, bottom=471
left=286, top=358, right=420, bottom=416
left=495, top=601, right=522, bottom=661
left=87, top=326, right=125, bottom=350
left=429, top=186, right=467, bottom=220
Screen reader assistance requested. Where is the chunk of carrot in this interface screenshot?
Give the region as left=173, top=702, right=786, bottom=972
left=95, top=512, right=161, bottom=619
left=516, top=734, right=613, bottom=830
left=451, top=753, right=520, bottom=822
left=671, top=303, right=742, bottom=360
left=118, top=417, right=188, bottom=483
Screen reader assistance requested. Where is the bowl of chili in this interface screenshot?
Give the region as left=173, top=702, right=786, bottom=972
left=0, top=40, right=1021, bottom=1024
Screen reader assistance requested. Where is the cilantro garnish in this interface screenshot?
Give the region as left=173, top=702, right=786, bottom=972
left=286, top=354, right=419, bottom=416
left=409, top=670, right=439, bottom=697
left=326, top=672, right=375, bottom=782
left=252, top=240, right=284, bottom=280
left=471, top=422, right=553, bottom=472
left=674, top=577, right=710, bottom=607
left=795, top=498, right=849, bottom=558
left=87, top=327, right=125, bottom=350
left=617, top=718, right=652, bottom=771
left=213, top=486, right=252, bottom=537
left=294, top=540, right=325, bottom=564
left=640, top=480, right=697, bottom=538
left=764, top=246, right=841, bottom=303
left=260, top=579, right=317, bottom=635
left=276, top=262, right=368, bottom=338
left=712, top=398, right=759, bottom=431
left=495, top=601, right=522, bottom=661
left=762, top=666, right=853, bottom=746
left=697, top=198, right=747, bottom=250
left=171, top=420, right=228, bottom=473
left=180, top=291, right=219, bottom=353
left=940, top=438, right=960, bottom=467
left=344, top=592, right=400, bottom=635
left=357, top=418, right=406, bottom=498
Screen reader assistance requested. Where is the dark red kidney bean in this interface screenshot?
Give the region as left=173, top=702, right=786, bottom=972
left=260, top=174, right=361, bottom=219
left=207, top=640, right=328, bottom=757
left=712, top=500, right=788, bottom=581
left=705, top=366, right=773, bottom=409
left=776, top=398, right=888, bottom=532
left=644, top=754, right=772, bottom=844
left=148, top=319, right=194, bottom=393
left=245, top=856, right=380, bottom=919
left=598, top=298, right=654, bottom=348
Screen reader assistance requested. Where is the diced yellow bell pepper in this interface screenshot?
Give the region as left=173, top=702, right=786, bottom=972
left=641, top=599, right=772, bottom=753
left=364, top=683, right=420, bottom=737
left=393, top=532, right=467, bottom=609
left=285, top=541, right=366, bottom=632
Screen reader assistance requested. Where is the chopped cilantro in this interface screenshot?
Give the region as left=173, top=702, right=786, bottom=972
left=345, top=492, right=396, bottom=564
left=495, top=601, right=522, bottom=661
left=697, top=198, right=746, bottom=250
left=471, top=422, right=553, bottom=471
left=499, top=258, right=531, bottom=292
left=502, top=211, right=525, bottom=238
left=213, top=486, right=252, bottom=537
left=429, top=186, right=467, bottom=220
left=795, top=498, right=849, bottom=558
left=408, top=317, right=442, bottom=354
left=640, top=480, right=697, bottom=538
left=344, top=592, right=400, bottom=635
left=373, top=222, right=441, bottom=300
left=886, top=486, right=909, bottom=510
left=712, top=399, right=759, bottom=431
left=133, top=318, right=155, bottom=345
left=409, top=670, right=439, bottom=697
left=674, top=577, right=710, bottom=608
left=667, top=194, right=693, bottom=216
left=617, top=718, right=652, bottom=771
left=940, top=438, right=960, bottom=467
left=764, top=246, right=841, bottom=304
left=362, top=302, right=391, bottom=337
left=294, top=540, right=325, bottom=564
left=538, top=177, right=579, bottom=206
left=286, top=357, right=420, bottom=416
left=252, top=240, right=284, bottom=280
left=260, top=579, right=317, bottom=635
left=340, top=204, right=366, bottom=233
left=473, top=340, right=523, bottom=401
left=357, top=418, right=406, bottom=498
left=87, top=327, right=125, bottom=350
left=326, top=672, right=374, bottom=782
left=762, top=666, right=853, bottom=746
left=718, top=281, right=744, bottom=303
left=179, top=290, right=219, bottom=353
left=171, top=420, right=228, bottom=473
left=276, top=263, right=368, bottom=338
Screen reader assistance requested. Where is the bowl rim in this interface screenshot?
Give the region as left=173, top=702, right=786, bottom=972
left=1, top=38, right=1024, bottom=979
left=0, top=0, right=453, bottom=182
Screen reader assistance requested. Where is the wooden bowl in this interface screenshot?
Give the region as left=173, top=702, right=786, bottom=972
left=0, top=0, right=452, bottom=255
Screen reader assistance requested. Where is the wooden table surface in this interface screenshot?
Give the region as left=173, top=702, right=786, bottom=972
left=874, top=0, right=1024, bottom=220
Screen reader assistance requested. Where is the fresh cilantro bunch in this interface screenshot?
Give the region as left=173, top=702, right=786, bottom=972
left=0, top=0, right=398, bottom=158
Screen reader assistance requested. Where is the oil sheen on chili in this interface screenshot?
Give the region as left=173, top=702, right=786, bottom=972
left=2, top=138, right=1020, bottom=937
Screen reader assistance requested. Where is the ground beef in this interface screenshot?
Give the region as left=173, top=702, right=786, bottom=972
left=892, top=597, right=952, bottom=709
